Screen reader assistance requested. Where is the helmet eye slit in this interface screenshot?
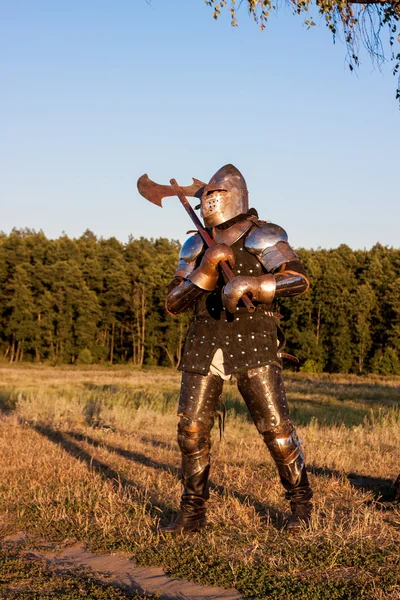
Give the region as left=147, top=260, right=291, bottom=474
left=206, top=189, right=225, bottom=197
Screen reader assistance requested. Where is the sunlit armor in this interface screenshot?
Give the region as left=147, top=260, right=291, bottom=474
left=162, top=164, right=313, bottom=534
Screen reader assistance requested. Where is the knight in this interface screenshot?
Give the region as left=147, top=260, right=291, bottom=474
left=161, top=164, right=313, bottom=534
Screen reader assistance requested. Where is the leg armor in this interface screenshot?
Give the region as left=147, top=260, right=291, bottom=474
left=177, top=371, right=224, bottom=502
left=236, top=364, right=312, bottom=503
left=160, top=371, right=223, bottom=534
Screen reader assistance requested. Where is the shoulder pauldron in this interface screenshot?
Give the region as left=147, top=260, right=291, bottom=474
left=244, top=223, right=299, bottom=272
left=175, top=233, right=205, bottom=278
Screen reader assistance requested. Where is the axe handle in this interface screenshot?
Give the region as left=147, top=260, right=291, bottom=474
left=170, top=179, right=256, bottom=313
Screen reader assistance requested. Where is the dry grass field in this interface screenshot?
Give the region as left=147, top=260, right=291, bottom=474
left=0, top=365, right=399, bottom=599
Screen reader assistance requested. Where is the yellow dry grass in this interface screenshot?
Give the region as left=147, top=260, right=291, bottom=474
left=0, top=365, right=399, bottom=599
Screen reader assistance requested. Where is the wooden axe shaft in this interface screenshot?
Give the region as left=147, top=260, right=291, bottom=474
left=170, top=179, right=256, bottom=313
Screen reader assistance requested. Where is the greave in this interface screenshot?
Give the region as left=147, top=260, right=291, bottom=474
left=179, top=417, right=211, bottom=512
left=160, top=415, right=212, bottom=534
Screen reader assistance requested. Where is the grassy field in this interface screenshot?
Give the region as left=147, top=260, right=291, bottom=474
left=0, top=365, right=399, bottom=599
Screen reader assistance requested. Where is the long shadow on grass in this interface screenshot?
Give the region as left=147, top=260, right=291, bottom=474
left=66, top=431, right=286, bottom=529
left=209, top=481, right=286, bottom=529
left=31, top=424, right=173, bottom=518
left=67, top=431, right=179, bottom=475
left=309, top=464, right=397, bottom=502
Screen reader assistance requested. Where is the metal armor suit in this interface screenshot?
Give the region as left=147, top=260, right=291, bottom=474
left=161, top=164, right=313, bottom=534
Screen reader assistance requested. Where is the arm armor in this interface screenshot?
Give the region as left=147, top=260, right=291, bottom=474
left=173, top=233, right=205, bottom=279
left=166, top=233, right=210, bottom=315
left=165, top=277, right=205, bottom=315
left=275, top=260, right=309, bottom=297
left=245, top=223, right=309, bottom=297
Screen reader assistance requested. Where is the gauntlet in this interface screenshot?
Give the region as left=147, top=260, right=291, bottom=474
left=222, top=274, right=276, bottom=313
left=188, top=244, right=235, bottom=291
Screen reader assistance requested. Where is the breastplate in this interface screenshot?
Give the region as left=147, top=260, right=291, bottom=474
left=178, top=236, right=279, bottom=375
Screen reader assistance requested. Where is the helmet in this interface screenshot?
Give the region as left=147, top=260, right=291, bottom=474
left=200, top=164, right=248, bottom=227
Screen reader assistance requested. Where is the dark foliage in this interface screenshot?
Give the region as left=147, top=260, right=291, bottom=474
left=0, top=230, right=398, bottom=374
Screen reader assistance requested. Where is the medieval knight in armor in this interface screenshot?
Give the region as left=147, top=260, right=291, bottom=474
left=161, top=164, right=313, bottom=534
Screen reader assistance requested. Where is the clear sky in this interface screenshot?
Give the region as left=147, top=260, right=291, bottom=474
left=1, top=0, right=399, bottom=250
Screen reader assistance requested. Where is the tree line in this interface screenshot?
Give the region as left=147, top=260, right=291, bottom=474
left=0, top=229, right=399, bottom=375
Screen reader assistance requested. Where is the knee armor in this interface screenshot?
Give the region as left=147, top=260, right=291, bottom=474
left=178, top=416, right=211, bottom=478
left=263, top=424, right=305, bottom=487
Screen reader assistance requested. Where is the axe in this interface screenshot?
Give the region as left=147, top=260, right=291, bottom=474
left=137, top=174, right=255, bottom=313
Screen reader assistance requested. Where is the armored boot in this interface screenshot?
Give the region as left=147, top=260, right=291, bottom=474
left=160, top=467, right=209, bottom=534
left=285, top=499, right=313, bottom=532
left=160, top=465, right=210, bottom=534
left=160, top=414, right=212, bottom=534
left=284, top=468, right=313, bottom=533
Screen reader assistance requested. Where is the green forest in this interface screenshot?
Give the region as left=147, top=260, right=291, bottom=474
left=0, top=229, right=399, bottom=375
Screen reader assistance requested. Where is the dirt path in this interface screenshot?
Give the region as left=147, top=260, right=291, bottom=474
left=5, top=533, right=244, bottom=600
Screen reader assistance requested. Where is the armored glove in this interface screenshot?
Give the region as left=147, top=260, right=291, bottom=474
left=222, top=274, right=276, bottom=313
left=188, top=244, right=235, bottom=291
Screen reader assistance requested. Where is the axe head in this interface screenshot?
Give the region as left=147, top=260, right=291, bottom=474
left=137, top=174, right=206, bottom=208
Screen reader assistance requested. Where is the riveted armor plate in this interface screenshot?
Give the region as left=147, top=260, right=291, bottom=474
left=178, top=234, right=279, bottom=375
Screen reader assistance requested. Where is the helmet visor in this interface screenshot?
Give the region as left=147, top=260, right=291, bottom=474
left=200, top=190, right=231, bottom=226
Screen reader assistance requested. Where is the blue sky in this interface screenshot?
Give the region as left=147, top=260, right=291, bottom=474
left=1, top=0, right=399, bottom=250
